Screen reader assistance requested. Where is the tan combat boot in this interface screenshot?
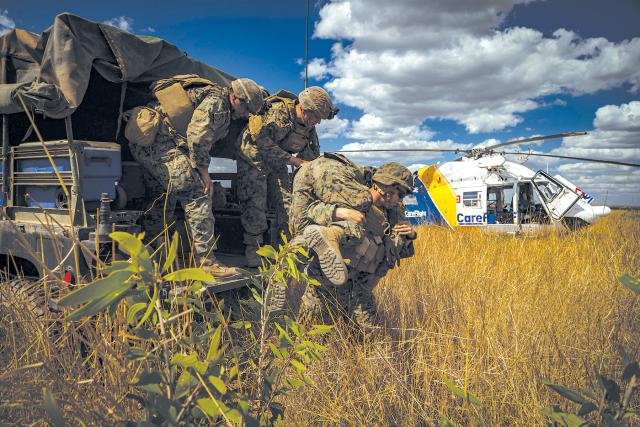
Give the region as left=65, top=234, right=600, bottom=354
left=201, top=258, right=239, bottom=279
left=303, top=225, right=348, bottom=286
left=244, top=245, right=262, bottom=268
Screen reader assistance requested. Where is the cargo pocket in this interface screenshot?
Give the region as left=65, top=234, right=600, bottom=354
left=124, top=106, right=161, bottom=146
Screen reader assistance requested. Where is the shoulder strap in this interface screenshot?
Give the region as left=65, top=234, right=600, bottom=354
left=323, top=152, right=352, bottom=166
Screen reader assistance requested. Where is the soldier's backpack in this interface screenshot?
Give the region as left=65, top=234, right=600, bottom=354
left=124, top=74, right=218, bottom=145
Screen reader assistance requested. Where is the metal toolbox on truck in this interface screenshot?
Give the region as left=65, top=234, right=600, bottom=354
left=12, top=140, right=121, bottom=208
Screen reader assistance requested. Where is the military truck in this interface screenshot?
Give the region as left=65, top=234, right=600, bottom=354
left=0, top=13, right=279, bottom=291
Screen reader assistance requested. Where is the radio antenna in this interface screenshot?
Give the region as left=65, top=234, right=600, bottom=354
left=305, top=0, right=310, bottom=88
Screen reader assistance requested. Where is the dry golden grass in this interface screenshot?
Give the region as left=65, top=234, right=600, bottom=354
left=0, top=211, right=638, bottom=425
left=282, top=211, right=640, bottom=425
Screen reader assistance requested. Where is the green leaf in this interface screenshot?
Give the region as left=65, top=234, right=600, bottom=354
left=172, top=353, right=207, bottom=375
left=131, top=371, right=162, bottom=386
left=238, top=398, right=250, bottom=415
left=162, top=231, right=179, bottom=272
left=135, top=283, right=158, bottom=328
left=229, top=365, right=238, bottom=380
left=66, top=281, right=135, bottom=320
left=542, top=379, right=590, bottom=404
left=126, top=302, right=148, bottom=326
left=439, top=415, right=455, bottom=427
left=622, top=361, right=640, bottom=382
left=597, top=374, right=621, bottom=403
left=140, top=383, right=163, bottom=396
left=442, top=374, right=482, bottom=406
left=110, top=231, right=149, bottom=260
left=290, top=359, right=307, bottom=372
left=250, top=287, right=263, bottom=305
left=226, top=409, right=243, bottom=424
left=207, top=326, right=222, bottom=362
left=58, top=270, right=134, bottom=307
left=307, top=324, right=335, bottom=336
left=619, top=274, right=640, bottom=294
left=286, top=377, right=305, bottom=387
left=125, top=347, right=147, bottom=361
left=269, top=343, right=284, bottom=359
left=42, top=388, right=65, bottom=427
left=294, top=245, right=309, bottom=258
left=541, top=407, right=589, bottom=427
left=208, top=375, right=228, bottom=395
left=577, top=402, right=598, bottom=417
left=100, top=260, right=138, bottom=276
left=197, top=398, right=228, bottom=417
left=164, top=268, right=215, bottom=283
left=602, top=413, right=625, bottom=427
left=286, top=257, right=299, bottom=280
left=175, top=371, right=197, bottom=399
left=256, top=245, right=277, bottom=260
left=301, top=373, right=316, bottom=386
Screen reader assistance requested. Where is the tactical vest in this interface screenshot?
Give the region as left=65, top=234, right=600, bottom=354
left=151, top=74, right=220, bottom=137
left=125, top=74, right=221, bottom=146
left=342, top=205, right=389, bottom=274
left=256, top=90, right=313, bottom=154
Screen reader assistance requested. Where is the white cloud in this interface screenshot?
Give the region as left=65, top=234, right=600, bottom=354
left=551, top=101, right=640, bottom=161
left=593, top=102, right=640, bottom=132
left=0, top=10, right=15, bottom=36
left=337, top=136, right=470, bottom=165
left=316, top=116, right=349, bottom=139
left=407, top=163, right=428, bottom=172
left=312, top=0, right=640, bottom=135
left=554, top=163, right=640, bottom=206
left=305, top=58, right=330, bottom=80
left=507, top=102, right=640, bottom=206
left=103, top=16, right=134, bottom=32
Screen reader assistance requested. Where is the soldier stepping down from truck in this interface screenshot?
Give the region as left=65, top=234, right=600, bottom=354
left=125, top=75, right=265, bottom=278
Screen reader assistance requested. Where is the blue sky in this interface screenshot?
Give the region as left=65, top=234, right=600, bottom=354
left=1, top=0, right=639, bottom=205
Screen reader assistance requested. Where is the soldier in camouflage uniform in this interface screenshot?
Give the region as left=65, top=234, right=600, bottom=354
left=128, top=77, right=264, bottom=277
left=236, top=86, right=336, bottom=267
left=290, top=154, right=417, bottom=333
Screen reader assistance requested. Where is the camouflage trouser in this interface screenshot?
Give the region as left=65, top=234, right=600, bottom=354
left=129, top=138, right=216, bottom=260
left=300, top=262, right=381, bottom=333
left=236, top=156, right=291, bottom=247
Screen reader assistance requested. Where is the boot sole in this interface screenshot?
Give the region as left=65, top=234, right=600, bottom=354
left=303, top=226, right=348, bottom=286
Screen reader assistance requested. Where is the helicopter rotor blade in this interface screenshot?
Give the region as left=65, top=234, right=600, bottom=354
left=483, top=131, right=588, bottom=151
left=334, top=148, right=467, bottom=153
left=501, top=151, right=640, bottom=168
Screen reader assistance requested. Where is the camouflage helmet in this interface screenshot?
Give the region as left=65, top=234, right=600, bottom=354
left=231, top=78, right=264, bottom=114
left=298, top=86, right=334, bottom=120
left=373, top=162, right=414, bottom=194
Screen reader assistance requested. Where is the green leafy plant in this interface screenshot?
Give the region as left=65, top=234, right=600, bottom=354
left=439, top=374, right=483, bottom=426
left=541, top=274, right=640, bottom=427
left=50, top=231, right=331, bottom=426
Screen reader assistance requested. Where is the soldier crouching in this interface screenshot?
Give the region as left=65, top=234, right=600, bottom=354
left=290, top=153, right=417, bottom=335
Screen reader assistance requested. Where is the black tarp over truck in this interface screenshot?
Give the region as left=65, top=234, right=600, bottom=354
left=0, top=13, right=268, bottom=285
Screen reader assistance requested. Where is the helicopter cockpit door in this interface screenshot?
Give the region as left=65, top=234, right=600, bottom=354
left=531, top=171, right=580, bottom=221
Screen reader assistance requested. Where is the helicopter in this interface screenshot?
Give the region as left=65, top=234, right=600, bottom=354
left=338, top=132, right=640, bottom=233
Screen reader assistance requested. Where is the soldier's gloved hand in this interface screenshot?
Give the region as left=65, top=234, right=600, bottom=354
left=392, top=221, right=416, bottom=238
left=197, top=166, right=214, bottom=199
left=335, top=207, right=365, bottom=225
left=288, top=157, right=307, bottom=168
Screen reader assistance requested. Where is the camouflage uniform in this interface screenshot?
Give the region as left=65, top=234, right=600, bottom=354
left=236, top=95, right=320, bottom=248
left=129, top=84, right=231, bottom=260
left=291, top=153, right=415, bottom=332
